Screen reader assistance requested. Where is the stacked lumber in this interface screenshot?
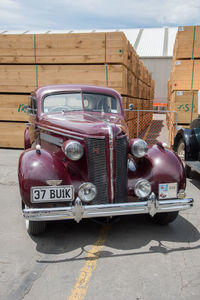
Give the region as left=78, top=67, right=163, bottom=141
left=168, top=25, right=200, bottom=146
left=0, top=32, right=154, bottom=148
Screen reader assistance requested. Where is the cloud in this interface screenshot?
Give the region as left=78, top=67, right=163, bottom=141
left=0, top=0, right=20, bottom=9
left=0, top=0, right=200, bottom=30
left=57, top=0, right=200, bottom=26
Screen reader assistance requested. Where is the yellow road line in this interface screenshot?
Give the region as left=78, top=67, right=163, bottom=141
left=68, top=224, right=110, bottom=300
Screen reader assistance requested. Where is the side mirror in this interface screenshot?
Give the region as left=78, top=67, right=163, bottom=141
left=18, top=104, right=32, bottom=115
left=129, top=104, right=134, bottom=111
left=23, top=105, right=31, bottom=114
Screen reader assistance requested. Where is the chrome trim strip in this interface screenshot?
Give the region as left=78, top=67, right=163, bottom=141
left=38, top=126, right=84, bottom=140
left=105, top=121, right=114, bottom=203
left=23, top=195, right=194, bottom=223
left=40, top=132, right=63, bottom=146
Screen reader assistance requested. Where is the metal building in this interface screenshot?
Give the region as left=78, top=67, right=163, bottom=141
left=123, top=27, right=178, bottom=103
left=0, top=27, right=178, bottom=102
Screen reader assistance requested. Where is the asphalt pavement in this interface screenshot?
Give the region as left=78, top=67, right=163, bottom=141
left=0, top=149, right=200, bottom=300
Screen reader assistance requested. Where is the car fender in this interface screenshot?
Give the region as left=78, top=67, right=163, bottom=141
left=24, top=127, right=31, bottom=149
left=128, top=144, right=186, bottom=197
left=18, top=148, right=72, bottom=207
left=173, top=127, right=200, bottom=161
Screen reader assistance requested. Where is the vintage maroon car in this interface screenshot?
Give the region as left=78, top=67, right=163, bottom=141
left=18, top=84, right=193, bottom=235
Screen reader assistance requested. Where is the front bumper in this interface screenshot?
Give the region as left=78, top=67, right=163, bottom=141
left=23, top=193, right=194, bottom=223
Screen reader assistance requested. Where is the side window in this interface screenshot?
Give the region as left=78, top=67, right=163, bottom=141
left=30, top=97, right=37, bottom=115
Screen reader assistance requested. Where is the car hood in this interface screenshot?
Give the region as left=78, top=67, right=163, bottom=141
left=39, top=111, right=128, bottom=138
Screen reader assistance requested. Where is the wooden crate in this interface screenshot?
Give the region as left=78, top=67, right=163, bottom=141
left=170, top=90, right=198, bottom=123
left=138, top=80, right=148, bottom=99
left=138, top=60, right=144, bottom=81
left=0, top=34, right=35, bottom=64
left=143, top=99, right=151, bottom=110
left=121, top=96, right=129, bottom=109
left=168, top=123, right=176, bottom=148
left=0, top=31, right=155, bottom=149
left=147, top=72, right=152, bottom=87
left=143, top=67, right=148, bottom=85
left=171, top=60, right=200, bottom=91
left=126, top=70, right=138, bottom=97
left=174, top=26, right=200, bottom=60
left=0, top=32, right=131, bottom=66
left=0, top=64, right=128, bottom=95
left=0, top=65, right=36, bottom=93
left=0, top=122, right=25, bottom=148
left=127, top=41, right=139, bottom=77
left=0, top=94, right=29, bottom=121
left=0, top=63, right=151, bottom=99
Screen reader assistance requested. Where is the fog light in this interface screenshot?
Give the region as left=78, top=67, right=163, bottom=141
left=134, top=179, right=151, bottom=198
left=78, top=182, right=97, bottom=202
left=177, top=189, right=186, bottom=199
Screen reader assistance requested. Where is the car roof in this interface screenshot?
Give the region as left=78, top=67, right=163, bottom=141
left=32, top=84, right=121, bottom=100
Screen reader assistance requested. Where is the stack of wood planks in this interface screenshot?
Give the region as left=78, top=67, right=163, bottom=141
left=168, top=26, right=200, bottom=145
left=0, top=32, right=154, bottom=148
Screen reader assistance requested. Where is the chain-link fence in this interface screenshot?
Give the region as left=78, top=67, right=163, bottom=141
left=124, top=110, right=177, bottom=148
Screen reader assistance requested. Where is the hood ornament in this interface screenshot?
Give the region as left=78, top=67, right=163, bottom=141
left=46, top=179, right=62, bottom=186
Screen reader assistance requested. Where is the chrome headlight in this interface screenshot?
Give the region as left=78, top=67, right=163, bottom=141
left=78, top=182, right=97, bottom=202
left=134, top=179, right=151, bottom=198
left=62, top=141, right=84, bottom=161
left=131, top=139, right=148, bottom=158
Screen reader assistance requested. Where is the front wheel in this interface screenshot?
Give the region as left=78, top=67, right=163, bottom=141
left=151, top=211, right=179, bottom=225
left=26, top=219, right=46, bottom=235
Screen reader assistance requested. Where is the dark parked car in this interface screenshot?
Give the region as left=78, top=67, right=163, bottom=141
left=173, top=118, right=200, bottom=177
left=18, top=85, right=193, bottom=235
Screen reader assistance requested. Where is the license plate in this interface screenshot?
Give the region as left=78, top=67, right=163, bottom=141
left=159, top=183, right=177, bottom=199
left=31, top=185, right=74, bottom=203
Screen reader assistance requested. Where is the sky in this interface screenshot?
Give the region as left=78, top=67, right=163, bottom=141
left=0, top=0, right=200, bottom=31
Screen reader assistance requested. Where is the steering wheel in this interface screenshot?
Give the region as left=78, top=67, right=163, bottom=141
left=97, top=100, right=104, bottom=110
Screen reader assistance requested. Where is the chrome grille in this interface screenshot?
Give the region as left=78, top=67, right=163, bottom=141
left=86, top=138, right=109, bottom=204
left=115, top=136, right=128, bottom=202
left=86, top=136, right=128, bottom=205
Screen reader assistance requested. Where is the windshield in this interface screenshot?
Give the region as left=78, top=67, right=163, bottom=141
left=43, top=92, right=120, bottom=114
left=43, top=93, right=82, bottom=113
left=83, top=93, right=120, bottom=114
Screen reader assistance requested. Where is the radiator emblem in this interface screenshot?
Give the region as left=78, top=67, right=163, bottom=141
left=92, top=147, right=100, bottom=154
left=46, top=179, right=62, bottom=186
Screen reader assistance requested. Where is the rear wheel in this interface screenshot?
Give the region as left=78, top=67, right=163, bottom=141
left=26, top=219, right=46, bottom=235
left=151, top=211, right=179, bottom=225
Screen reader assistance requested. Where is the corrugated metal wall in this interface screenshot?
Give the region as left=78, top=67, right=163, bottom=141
left=141, top=57, right=172, bottom=103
